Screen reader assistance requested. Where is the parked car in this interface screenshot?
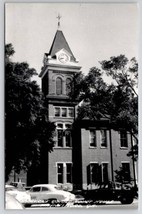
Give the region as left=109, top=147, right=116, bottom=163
left=5, top=192, right=24, bottom=209
left=82, top=182, right=137, bottom=204
left=28, top=184, right=75, bottom=203
left=10, top=181, right=26, bottom=189
left=5, top=184, right=31, bottom=203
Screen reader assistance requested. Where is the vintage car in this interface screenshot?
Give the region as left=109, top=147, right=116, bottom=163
left=5, top=184, right=31, bottom=203
left=28, top=184, right=75, bottom=203
left=82, top=183, right=137, bottom=204
left=5, top=193, right=24, bottom=209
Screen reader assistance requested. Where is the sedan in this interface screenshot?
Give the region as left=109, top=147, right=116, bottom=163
left=28, top=184, right=75, bottom=202
left=5, top=193, right=24, bottom=209
left=5, top=184, right=31, bottom=203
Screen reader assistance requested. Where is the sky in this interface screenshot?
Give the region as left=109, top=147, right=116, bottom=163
left=5, top=3, right=139, bottom=87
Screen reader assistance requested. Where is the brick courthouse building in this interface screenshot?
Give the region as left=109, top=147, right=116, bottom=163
left=38, top=28, right=137, bottom=190
left=8, top=27, right=137, bottom=189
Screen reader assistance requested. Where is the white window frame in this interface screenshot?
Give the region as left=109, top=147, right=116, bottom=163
left=89, top=162, right=99, bottom=184
left=55, top=122, right=72, bottom=148
left=121, top=161, right=131, bottom=182
left=56, top=77, right=63, bottom=95
left=89, top=129, right=97, bottom=148
left=120, top=131, right=128, bottom=148
left=101, top=162, right=109, bottom=183
left=54, top=106, right=74, bottom=118
left=56, top=162, right=72, bottom=184
left=100, top=130, right=108, bottom=148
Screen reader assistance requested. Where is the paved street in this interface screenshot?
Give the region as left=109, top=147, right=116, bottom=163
left=25, top=199, right=138, bottom=209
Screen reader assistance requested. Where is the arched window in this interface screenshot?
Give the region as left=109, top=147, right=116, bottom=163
left=66, top=78, right=71, bottom=95
left=56, top=77, right=62, bottom=95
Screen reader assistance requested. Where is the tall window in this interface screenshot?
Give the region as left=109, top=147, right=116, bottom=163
left=102, top=163, right=109, bottom=183
left=120, top=131, right=128, bottom=148
left=66, top=163, right=72, bottom=183
left=57, top=163, right=63, bottom=183
left=56, top=123, right=72, bottom=147
left=122, top=162, right=131, bottom=182
left=90, top=163, right=100, bottom=184
left=57, top=124, right=63, bottom=147
left=56, top=77, right=62, bottom=95
left=100, top=130, right=107, bottom=147
left=90, top=130, right=97, bottom=147
left=65, top=124, right=72, bottom=147
left=57, top=163, right=72, bottom=184
left=66, top=78, right=71, bottom=95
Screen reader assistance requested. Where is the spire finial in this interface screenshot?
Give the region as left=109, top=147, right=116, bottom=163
left=57, top=13, right=62, bottom=29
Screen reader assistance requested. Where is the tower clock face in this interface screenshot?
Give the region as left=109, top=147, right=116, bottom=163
left=58, top=53, right=69, bottom=63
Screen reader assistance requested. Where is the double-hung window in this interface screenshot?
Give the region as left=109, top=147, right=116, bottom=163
left=102, top=163, right=109, bottom=183
left=90, top=163, right=100, bottom=184
left=56, top=123, right=72, bottom=148
left=57, top=163, right=72, bottom=184
left=54, top=107, right=74, bottom=118
left=57, top=124, right=63, bottom=147
left=90, top=130, right=97, bottom=147
left=120, top=131, right=128, bottom=148
left=100, top=130, right=107, bottom=147
left=57, top=163, right=64, bottom=183
left=121, top=162, right=131, bottom=182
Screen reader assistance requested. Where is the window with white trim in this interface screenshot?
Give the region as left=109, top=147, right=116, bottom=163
left=57, top=163, right=72, bottom=184
left=66, top=78, right=72, bottom=95
left=57, top=163, right=63, bottom=183
left=61, top=108, right=67, bottom=117
left=56, top=123, right=72, bottom=147
left=121, top=162, right=131, bottom=182
left=88, top=162, right=109, bottom=185
left=90, top=130, right=97, bottom=147
left=90, top=163, right=100, bottom=184
left=101, top=163, right=109, bottom=183
left=120, top=131, right=128, bottom=148
left=100, top=130, right=107, bottom=147
left=57, top=123, right=64, bottom=147
left=54, top=107, right=74, bottom=118
left=55, top=107, right=60, bottom=117
left=56, top=77, right=63, bottom=95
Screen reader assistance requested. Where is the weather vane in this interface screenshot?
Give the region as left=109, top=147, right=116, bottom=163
left=57, top=13, right=62, bottom=29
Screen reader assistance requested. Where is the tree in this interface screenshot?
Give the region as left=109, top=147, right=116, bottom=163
left=5, top=44, right=56, bottom=181
left=70, top=55, right=138, bottom=160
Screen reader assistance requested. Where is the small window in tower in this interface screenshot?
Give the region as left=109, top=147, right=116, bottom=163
left=61, top=108, right=67, bottom=117
left=66, top=78, right=71, bottom=95
left=56, top=77, right=62, bottom=95
left=55, top=107, right=60, bottom=117
left=68, top=108, right=74, bottom=118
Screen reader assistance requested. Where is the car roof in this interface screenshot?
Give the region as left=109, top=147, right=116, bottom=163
left=32, top=184, right=56, bottom=187
left=5, top=184, right=15, bottom=188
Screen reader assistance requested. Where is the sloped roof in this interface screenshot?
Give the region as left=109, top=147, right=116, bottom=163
left=49, top=30, right=76, bottom=61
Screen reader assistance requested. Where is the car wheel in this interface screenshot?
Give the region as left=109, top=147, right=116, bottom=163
left=48, top=198, right=57, bottom=204
left=120, top=196, right=133, bottom=204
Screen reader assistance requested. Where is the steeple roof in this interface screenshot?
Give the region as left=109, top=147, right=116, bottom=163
left=49, top=30, right=76, bottom=61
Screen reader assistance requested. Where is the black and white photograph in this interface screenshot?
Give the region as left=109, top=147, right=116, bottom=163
left=5, top=2, right=138, bottom=210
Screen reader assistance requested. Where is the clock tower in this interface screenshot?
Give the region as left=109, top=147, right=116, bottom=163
left=39, top=27, right=81, bottom=186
